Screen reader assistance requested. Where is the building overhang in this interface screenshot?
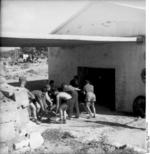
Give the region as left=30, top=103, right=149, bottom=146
left=0, top=33, right=144, bottom=47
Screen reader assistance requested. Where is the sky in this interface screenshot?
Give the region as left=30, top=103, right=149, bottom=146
left=1, top=0, right=145, bottom=36
left=1, top=0, right=89, bottom=35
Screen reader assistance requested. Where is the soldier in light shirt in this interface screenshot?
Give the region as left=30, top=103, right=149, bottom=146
left=55, top=91, right=72, bottom=124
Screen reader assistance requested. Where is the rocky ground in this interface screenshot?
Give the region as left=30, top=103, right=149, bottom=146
left=10, top=107, right=146, bottom=154
left=4, top=58, right=48, bottom=83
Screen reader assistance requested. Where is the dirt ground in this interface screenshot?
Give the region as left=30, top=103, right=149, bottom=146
left=14, top=106, right=146, bottom=154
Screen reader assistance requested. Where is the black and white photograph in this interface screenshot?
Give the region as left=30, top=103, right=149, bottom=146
left=0, top=0, right=148, bottom=153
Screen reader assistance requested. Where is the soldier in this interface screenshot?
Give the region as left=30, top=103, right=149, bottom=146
left=62, top=84, right=80, bottom=119
left=55, top=91, right=72, bottom=124
left=19, top=76, right=40, bottom=124
left=83, top=80, right=96, bottom=119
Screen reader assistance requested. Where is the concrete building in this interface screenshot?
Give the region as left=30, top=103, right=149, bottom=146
left=48, top=1, right=145, bottom=112
left=1, top=0, right=145, bottom=112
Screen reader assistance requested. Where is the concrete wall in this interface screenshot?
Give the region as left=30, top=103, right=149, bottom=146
left=48, top=42, right=145, bottom=112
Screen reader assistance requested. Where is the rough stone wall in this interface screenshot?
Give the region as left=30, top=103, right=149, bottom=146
left=0, top=62, right=30, bottom=143
left=0, top=86, right=30, bottom=142
left=48, top=42, right=145, bottom=112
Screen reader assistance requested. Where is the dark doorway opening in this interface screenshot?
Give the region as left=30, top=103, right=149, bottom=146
left=78, top=67, right=115, bottom=110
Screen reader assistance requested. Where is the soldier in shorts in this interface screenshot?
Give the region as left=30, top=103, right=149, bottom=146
left=55, top=91, right=72, bottom=124
left=83, top=80, right=96, bottom=118
left=19, top=76, right=40, bottom=124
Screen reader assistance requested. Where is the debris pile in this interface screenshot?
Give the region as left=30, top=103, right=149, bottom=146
left=0, top=62, right=43, bottom=154
left=13, top=132, right=44, bottom=152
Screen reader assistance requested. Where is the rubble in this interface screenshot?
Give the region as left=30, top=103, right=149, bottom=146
left=13, top=132, right=44, bottom=151
left=0, top=84, right=30, bottom=139
left=0, top=62, right=32, bottom=153
left=13, top=139, right=30, bottom=150
left=29, top=132, right=44, bottom=149
left=0, top=143, right=9, bottom=154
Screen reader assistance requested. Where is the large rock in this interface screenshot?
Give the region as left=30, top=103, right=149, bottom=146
left=29, top=132, right=44, bottom=149
left=0, top=143, right=8, bottom=154
left=0, top=84, right=30, bottom=142
left=16, top=107, right=30, bottom=129
left=0, top=62, right=31, bottom=150
left=0, top=91, right=18, bottom=142
left=0, top=122, right=16, bottom=142
left=13, top=132, right=44, bottom=152
left=0, top=98, right=18, bottom=124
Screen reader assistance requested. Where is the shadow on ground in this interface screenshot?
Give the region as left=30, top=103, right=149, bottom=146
left=84, top=119, right=145, bottom=131
left=95, top=105, right=135, bottom=117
